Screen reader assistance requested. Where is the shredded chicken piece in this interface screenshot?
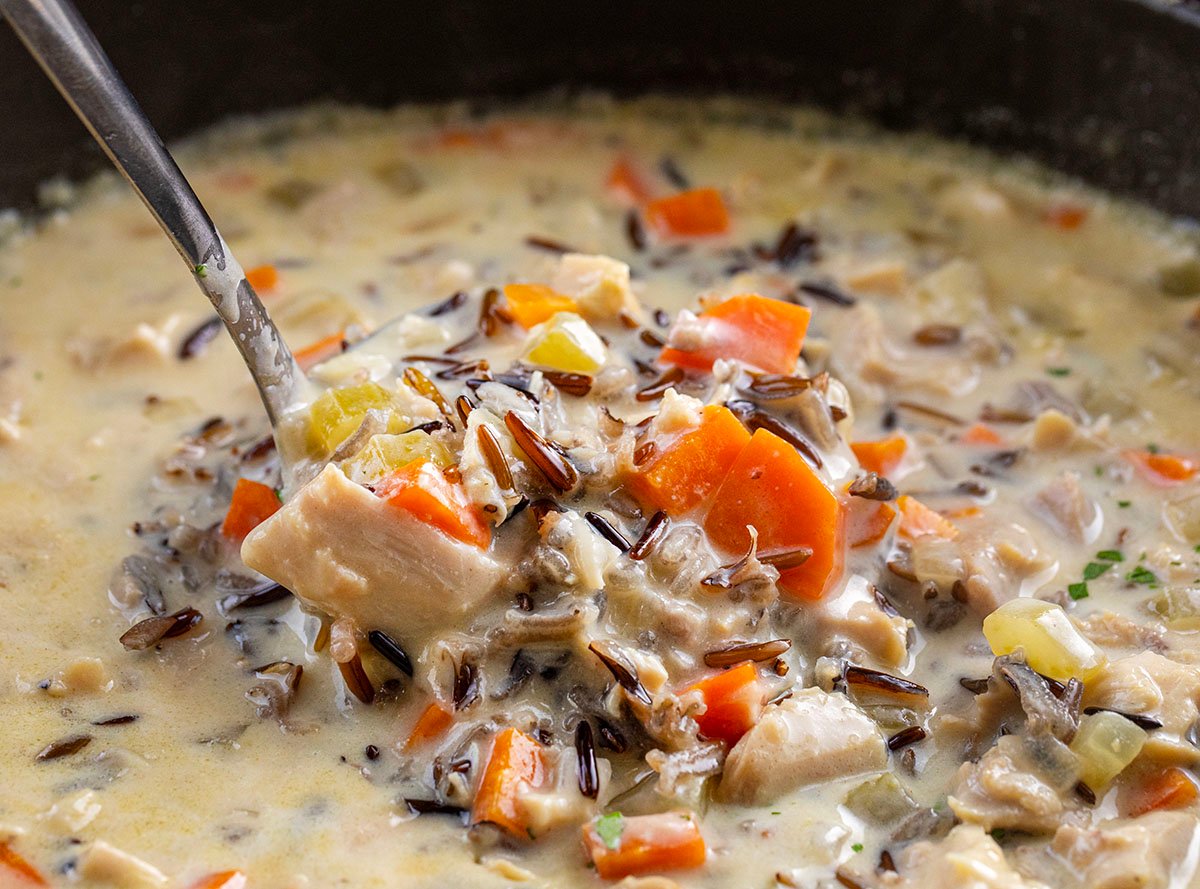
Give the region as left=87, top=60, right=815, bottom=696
left=1017, top=812, right=1200, bottom=889
left=1028, top=471, right=1100, bottom=544
left=949, top=734, right=1081, bottom=833
left=880, top=824, right=1050, bottom=889
left=1083, top=651, right=1200, bottom=765
left=717, top=689, right=886, bottom=805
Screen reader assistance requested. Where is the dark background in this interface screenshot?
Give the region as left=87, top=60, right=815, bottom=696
left=1, top=0, right=1198, bottom=214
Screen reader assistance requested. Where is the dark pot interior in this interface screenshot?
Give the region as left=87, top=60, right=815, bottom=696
left=1, top=0, right=1198, bottom=216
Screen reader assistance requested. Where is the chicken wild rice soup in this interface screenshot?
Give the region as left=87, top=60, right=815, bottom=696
left=2, top=98, right=1200, bottom=889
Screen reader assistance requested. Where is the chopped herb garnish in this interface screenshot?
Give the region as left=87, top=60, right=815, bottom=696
left=1126, top=566, right=1158, bottom=585
left=851, top=843, right=864, bottom=853
left=1068, top=582, right=1089, bottom=600
left=1117, top=500, right=1132, bottom=508
left=1082, top=562, right=1111, bottom=580
left=1094, top=465, right=1104, bottom=477
left=1147, top=442, right=1160, bottom=454
left=194, top=263, right=208, bottom=278
left=990, top=828, right=1007, bottom=841
left=1096, top=550, right=1124, bottom=562
left=1046, top=367, right=1071, bottom=377
left=1194, top=544, right=1200, bottom=554
left=595, top=812, right=624, bottom=850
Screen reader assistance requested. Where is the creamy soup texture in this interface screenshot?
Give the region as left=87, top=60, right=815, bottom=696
left=1, top=98, right=1200, bottom=889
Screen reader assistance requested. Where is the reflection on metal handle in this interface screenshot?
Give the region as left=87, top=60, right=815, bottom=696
left=0, top=0, right=300, bottom=426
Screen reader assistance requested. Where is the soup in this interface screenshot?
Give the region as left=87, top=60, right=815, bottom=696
left=1, top=98, right=1199, bottom=889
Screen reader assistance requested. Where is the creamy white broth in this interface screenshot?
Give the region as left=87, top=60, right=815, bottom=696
left=0, top=98, right=1199, bottom=889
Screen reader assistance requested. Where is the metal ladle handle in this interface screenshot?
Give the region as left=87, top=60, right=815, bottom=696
left=1, top=0, right=301, bottom=426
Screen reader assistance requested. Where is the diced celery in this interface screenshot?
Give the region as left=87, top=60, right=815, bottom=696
left=1070, top=711, right=1147, bottom=790
left=981, top=598, right=1106, bottom=682
left=340, top=432, right=452, bottom=485
left=1148, top=587, right=1200, bottom=630
left=523, top=312, right=607, bottom=373
left=307, top=382, right=402, bottom=453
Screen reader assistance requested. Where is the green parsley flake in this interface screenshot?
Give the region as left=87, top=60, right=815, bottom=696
left=194, top=263, right=208, bottom=278
left=851, top=843, right=864, bottom=853
left=1046, top=367, right=1071, bottom=377
left=1117, top=500, right=1132, bottom=508
left=990, top=828, right=1007, bottom=842
left=1147, top=443, right=1160, bottom=454
left=595, top=812, right=625, bottom=850
left=1096, top=550, right=1124, bottom=562
left=1127, top=566, right=1158, bottom=585
left=1082, top=562, right=1112, bottom=581
left=1068, top=581, right=1089, bottom=600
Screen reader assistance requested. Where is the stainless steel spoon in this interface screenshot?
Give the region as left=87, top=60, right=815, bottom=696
left=1, top=0, right=302, bottom=428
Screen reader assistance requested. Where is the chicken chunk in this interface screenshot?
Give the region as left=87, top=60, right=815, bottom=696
left=1083, top=651, right=1200, bottom=765
left=242, top=464, right=505, bottom=653
left=1017, top=812, right=1199, bottom=889
left=883, top=825, right=1050, bottom=889
left=716, top=689, right=886, bottom=805
left=552, top=252, right=642, bottom=321
left=949, top=734, right=1081, bottom=833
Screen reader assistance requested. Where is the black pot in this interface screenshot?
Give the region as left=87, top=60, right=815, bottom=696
left=1, top=0, right=1198, bottom=216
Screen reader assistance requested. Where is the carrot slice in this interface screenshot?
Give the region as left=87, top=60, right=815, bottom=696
left=625, top=405, right=750, bottom=516
left=404, top=701, right=453, bottom=750
left=659, top=294, right=812, bottom=375
left=188, top=871, right=247, bottom=889
left=1123, top=449, right=1199, bottom=486
left=471, top=728, right=546, bottom=838
left=245, top=264, right=278, bottom=293
left=582, top=812, right=706, bottom=879
left=0, top=844, right=48, bottom=887
left=292, top=330, right=346, bottom=371
left=502, top=283, right=579, bottom=330
left=1045, top=204, right=1088, bottom=230
left=959, top=423, right=1004, bottom=446
left=704, top=428, right=844, bottom=601
left=221, top=479, right=281, bottom=543
left=685, top=662, right=763, bottom=747
left=850, top=436, right=907, bottom=477
left=374, top=460, right=490, bottom=549
left=606, top=157, right=654, bottom=205
left=1125, top=767, right=1198, bottom=817
left=644, top=188, right=730, bottom=238
left=896, top=495, right=959, bottom=540
left=848, top=500, right=897, bottom=548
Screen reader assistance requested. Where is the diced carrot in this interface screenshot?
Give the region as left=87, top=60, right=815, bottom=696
left=960, top=423, right=1004, bottom=446
left=659, top=294, right=812, bottom=375
left=188, top=871, right=247, bottom=889
left=404, top=700, right=453, bottom=750
left=436, top=124, right=508, bottom=149
left=471, top=728, right=546, bottom=838
left=582, top=812, right=706, bottom=879
left=685, top=662, right=763, bottom=747
left=644, top=188, right=730, bottom=238
left=502, top=283, right=579, bottom=330
left=847, top=500, right=897, bottom=548
left=1125, top=767, right=1198, bottom=817
left=221, top=478, right=281, bottom=543
left=0, top=844, right=47, bottom=887
left=375, top=460, right=491, bottom=549
left=704, top=428, right=844, bottom=601
left=850, top=436, right=907, bottom=477
left=292, top=330, right=346, bottom=371
left=896, top=495, right=959, bottom=540
left=1045, top=204, right=1088, bottom=230
left=625, top=405, right=751, bottom=516
left=245, top=264, right=278, bottom=293
left=606, top=157, right=654, bottom=205
left=942, top=505, right=982, bottom=520
left=1123, top=449, right=1199, bottom=486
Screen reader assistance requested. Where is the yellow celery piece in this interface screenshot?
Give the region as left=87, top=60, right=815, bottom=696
left=307, top=382, right=405, bottom=454
left=1070, top=711, right=1147, bottom=790
left=981, top=598, right=1106, bottom=683
left=523, top=311, right=607, bottom=374
left=340, top=432, right=452, bottom=485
